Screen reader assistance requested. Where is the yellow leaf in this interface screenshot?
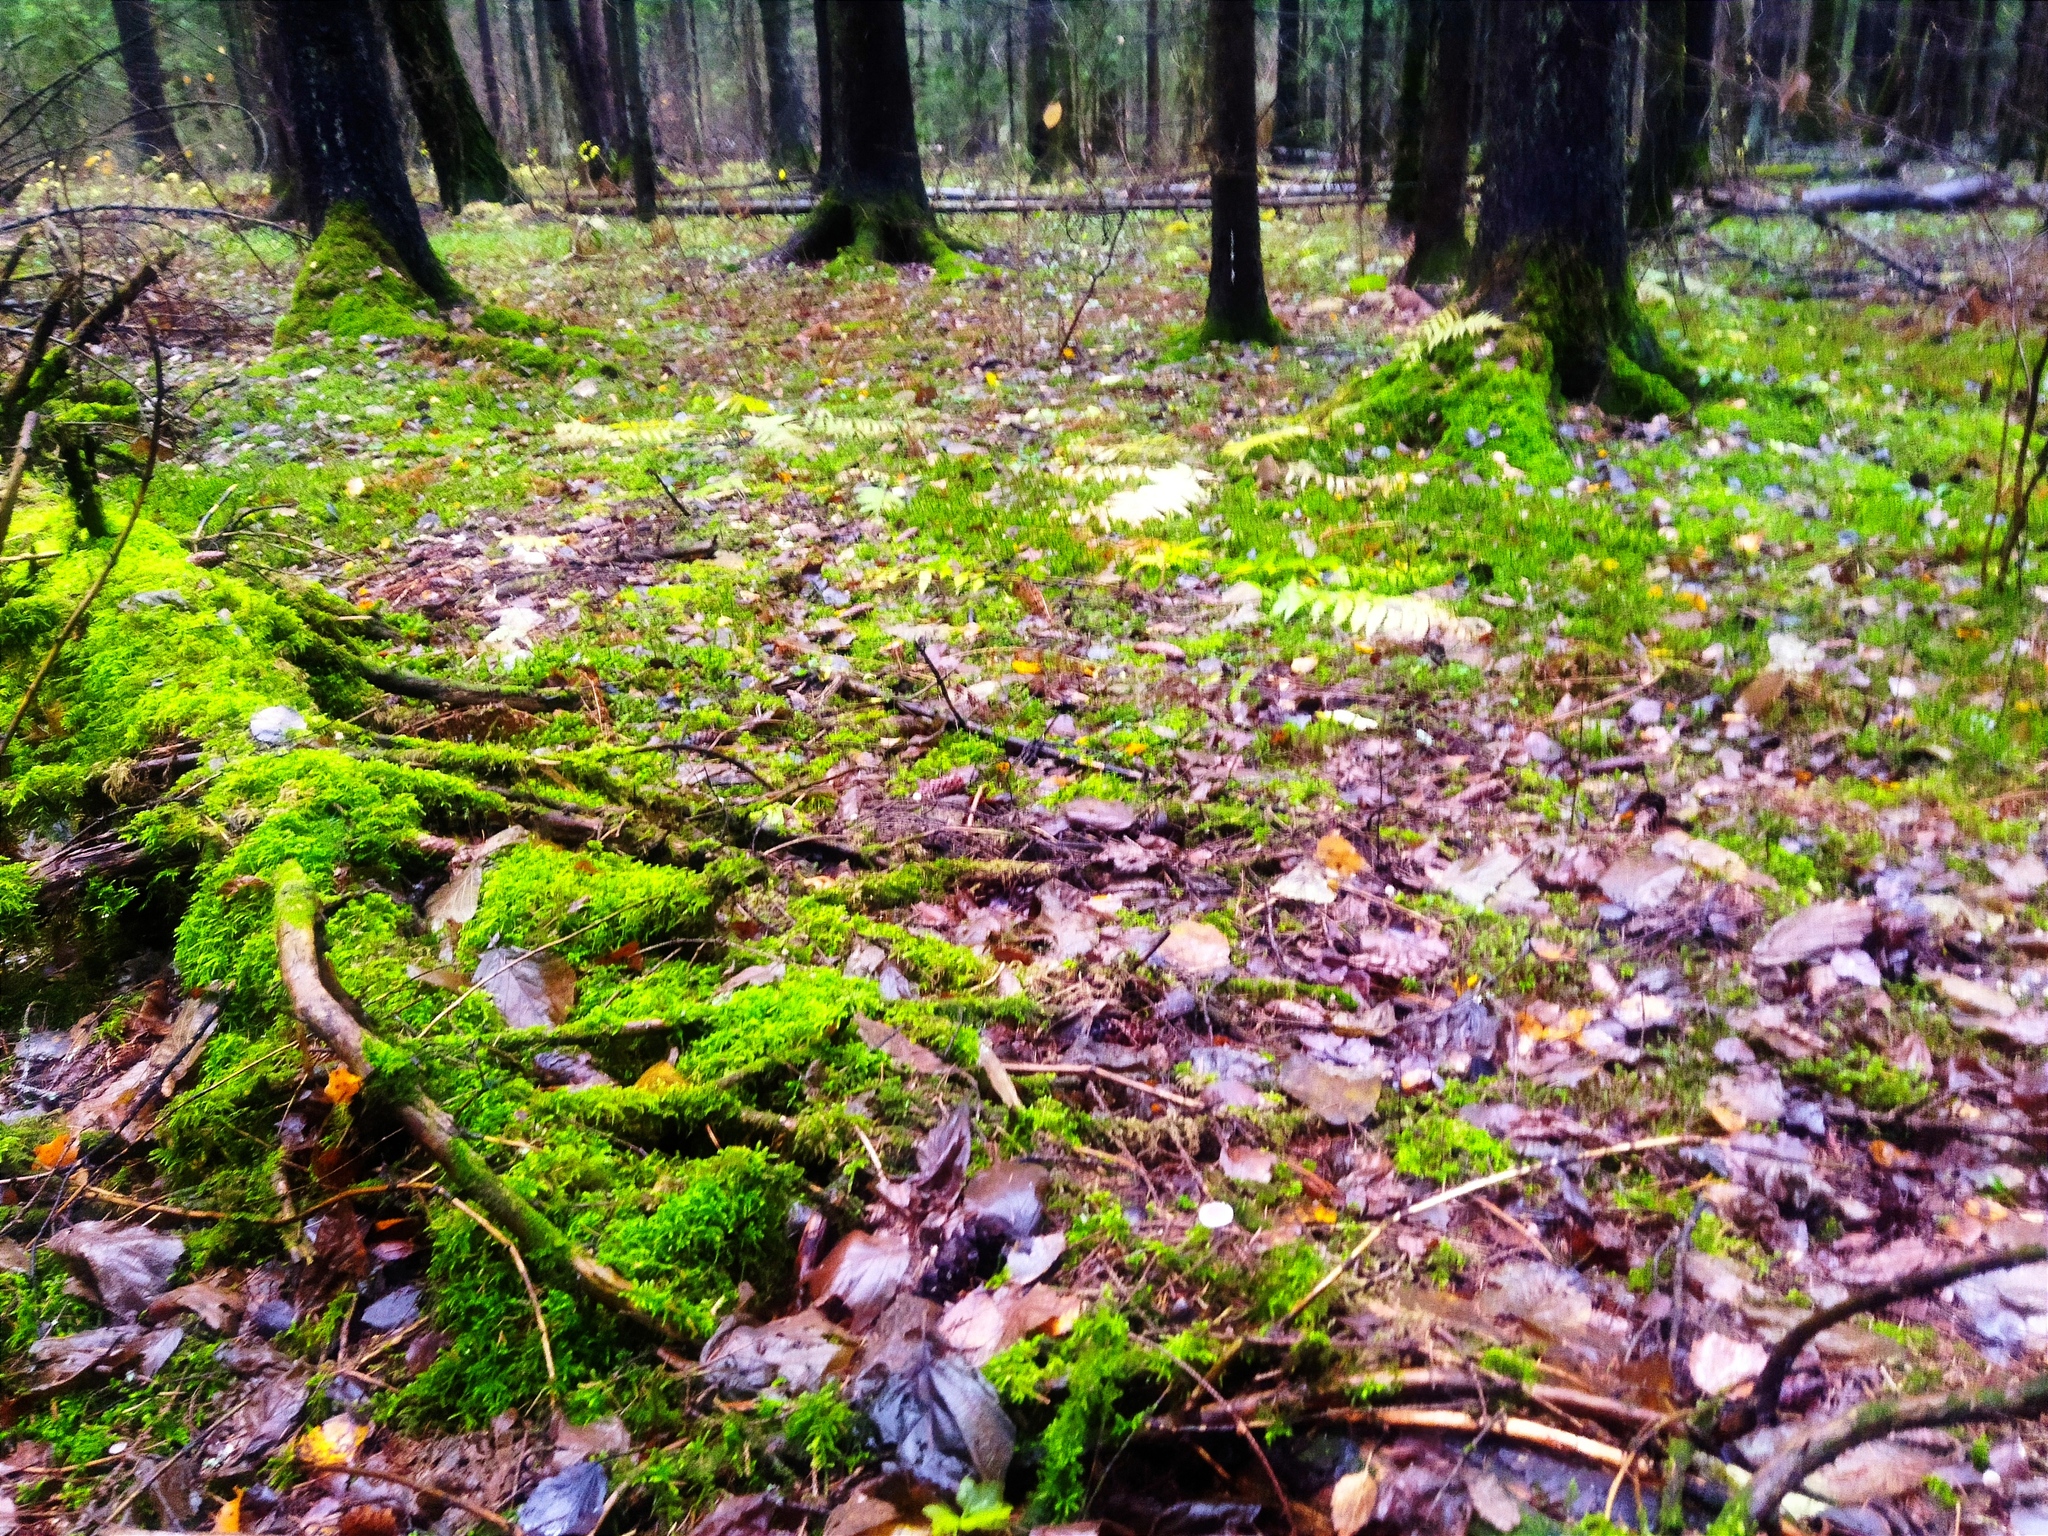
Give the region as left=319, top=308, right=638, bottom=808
left=1733, top=531, right=1763, bottom=554
left=322, top=1065, right=363, bottom=1106
left=344, top=476, right=366, bottom=497
left=635, top=1060, right=688, bottom=1092
left=213, top=1491, right=244, bottom=1533
left=1314, top=832, right=1366, bottom=878
left=33, top=1132, right=76, bottom=1170
left=1042, top=101, right=1064, bottom=130
left=297, top=1415, right=369, bottom=1467
left=1012, top=657, right=1043, bottom=675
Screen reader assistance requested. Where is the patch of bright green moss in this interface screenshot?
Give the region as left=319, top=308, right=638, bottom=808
left=1391, top=1112, right=1515, bottom=1184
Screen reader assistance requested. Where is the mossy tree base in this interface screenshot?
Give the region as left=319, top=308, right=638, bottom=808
left=1195, top=308, right=1287, bottom=348
left=278, top=202, right=463, bottom=345
left=773, top=195, right=967, bottom=278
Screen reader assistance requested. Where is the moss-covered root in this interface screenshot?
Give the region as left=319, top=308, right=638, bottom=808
left=276, top=201, right=462, bottom=345
left=271, top=860, right=680, bottom=1340
left=1745, top=1374, right=2048, bottom=1532
left=772, top=195, right=968, bottom=278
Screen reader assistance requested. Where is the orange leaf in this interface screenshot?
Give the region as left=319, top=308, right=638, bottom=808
left=1314, top=831, right=1367, bottom=878
left=298, top=1414, right=369, bottom=1467
left=33, top=1132, right=77, bottom=1170
left=213, top=1491, right=244, bottom=1533
left=322, top=1066, right=363, bottom=1106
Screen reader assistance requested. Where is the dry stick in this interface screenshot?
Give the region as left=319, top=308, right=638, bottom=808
left=331, top=1463, right=513, bottom=1531
left=1603, top=1409, right=1687, bottom=1522
left=1742, top=1243, right=2048, bottom=1434
left=1271, top=1133, right=1701, bottom=1335
left=1000, top=1059, right=1202, bottom=1110
left=1747, top=1373, right=2048, bottom=1533
left=0, top=410, right=36, bottom=552
left=910, top=641, right=1145, bottom=781
left=0, top=329, right=165, bottom=763
left=1807, top=212, right=1943, bottom=293
left=1337, top=1406, right=1632, bottom=1471
left=0, top=274, right=79, bottom=433
left=440, top=1190, right=558, bottom=1387
left=1157, top=1348, right=1302, bottom=1536
left=272, top=862, right=680, bottom=1340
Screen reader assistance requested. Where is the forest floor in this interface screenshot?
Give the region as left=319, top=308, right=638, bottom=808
left=6, top=168, right=2048, bottom=1536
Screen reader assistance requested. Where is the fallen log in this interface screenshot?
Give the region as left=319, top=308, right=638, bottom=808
left=353, top=658, right=582, bottom=712
left=1705, top=173, right=2008, bottom=217
left=271, top=860, right=680, bottom=1340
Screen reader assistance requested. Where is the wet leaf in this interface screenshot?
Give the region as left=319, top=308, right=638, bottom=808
left=1751, top=900, right=1873, bottom=967
left=807, top=1229, right=915, bottom=1326
left=851, top=1295, right=1014, bottom=1488
left=47, top=1221, right=184, bottom=1320
left=1003, top=1231, right=1066, bottom=1286
left=1331, top=1469, right=1379, bottom=1536
left=1316, top=831, right=1368, bottom=877
left=1702, top=1067, right=1786, bottom=1131
left=297, top=1413, right=369, bottom=1467
left=322, top=1064, right=363, bottom=1105
left=1062, top=797, right=1137, bottom=833
left=1274, top=1055, right=1381, bottom=1126
left=1349, top=927, right=1451, bottom=978
left=961, top=1161, right=1048, bottom=1240
left=859, top=1014, right=948, bottom=1075
left=700, top=1309, right=851, bottom=1396
left=1687, top=1332, right=1767, bottom=1395
left=1149, top=920, right=1233, bottom=982
left=937, top=1285, right=1080, bottom=1366
left=475, top=946, right=577, bottom=1029
left=520, top=1461, right=610, bottom=1536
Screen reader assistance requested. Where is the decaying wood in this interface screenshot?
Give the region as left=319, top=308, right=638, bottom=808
left=353, top=658, right=582, bottom=712
left=271, top=860, right=681, bottom=1341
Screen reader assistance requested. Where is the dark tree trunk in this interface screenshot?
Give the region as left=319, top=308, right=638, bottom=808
left=1680, top=0, right=1718, bottom=171
left=615, top=0, right=656, bottom=215
left=506, top=0, right=541, bottom=150
left=110, top=0, right=188, bottom=169
left=1795, top=0, right=1845, bottom=137
left=528, top=0, right=561, bottom=155
left=474, top=0, right=506, bottom=134
left=731, top=0, right=768, bottom=157
left=813, top=0, right=834, bottom=183
left=1908, top=0, right=1976, bottom=143
left=253, top=1, right=305, bottom=213
left=779, top=0, right=945, bottom=263
left=1386, top=0, right=1432, bottom=226
left=267, top=0, right=459, bottom=304
left=1631, top=0, right=1687, bottom=228
left=605, top=0, right=632, bottom=157
left=1997, top=0, right=2048, bottom=167
left=1852, top=0, right=1903, bottom=107
left=1403, top=0, right=1477, bottom=282
left=379, top=0, right=516, bottom=211
left=1275, top=0, right=1306, bottom=155
left=1026, top=0, right=1076, bottom=177
left=1144, top=0, right=1161, bottom=166
left=218, top=0, right=270, bottom=165
left=1967, top=0, right=2001, bottom=137
left=1875, top=0, right=1934, bottom=126
left=579, top=0, right=618, bottom=142
left=1201, top=0, right=1281, bottom=344
left=1470, top=0, right=1665, bottom=403
left=541, top=0, right=611, bottom=173
left=760, top=0, right=814, bottom=172
left=1743, top=0, right=1798, bottom=150
left=1359, top=0, right=1383, bottom=186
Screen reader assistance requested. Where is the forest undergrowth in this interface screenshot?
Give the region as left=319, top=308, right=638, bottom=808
left=5, top=169, right=2048, bottom=1536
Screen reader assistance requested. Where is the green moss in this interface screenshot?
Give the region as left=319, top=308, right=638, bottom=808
left=1787, top=1046, right=1931, bottom=1113
left=1601, top=344, right=1690, bottom=420
left=462, top=840, right=757, bottom=968
left=276, top=203, right=448, bottom=345
left=1392, top=1112, right=1515, bottom=1184
left=1480, top=1345, right=1542, bottom=1383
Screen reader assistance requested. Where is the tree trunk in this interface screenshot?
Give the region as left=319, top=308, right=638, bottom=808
left=615, top=0, right=656, bottom=215
left=110, top=0, right=188, bottom=169
left=1469, top=0, right=1671, bottom=406
left=218, top=0, right=270, bottom=166
left=1744, top=0, right=1798, bottom=152
left=1874, top=0, right=1933, bottom=127
left=1630, top=0, right=1686, bottom=228
left=1997, top=0, right=2048, bottom=167
left=1386, top=0, right=1432, bottom=226
left=813, top=0, right=834, bottom=183
left=1680, top=0, right=1718, bottom=176
left=1201, top=0, right=1281, bottom=344
left=1026, top=0, right=1076, bottom=177
left=1908, top=0, right=1975, bottom=144
left=1403, top=0, right=1477, bottom=282
left=1359, top=0, right=1383, bottom=187
left=760, top=0, right=813, bottom=171
left=379, top=0, right=517, bottom=211
left=778, top=0, right=946, bottom=264
left=1852, top=0, right=1903, bottom=107
left=505, top=0, right=541, bottom=151
left=474, top=0, right=506, bottom=135
left=528, top=0, right=561, bottom=156
left=731, top=0, right=768, bottom=158
left=253, top=1, right=304, bottom=214
left=579, top=0, right=618, bottom=143
left=541, top=0, right=611, bottom=173
left=1275, top=0, right=1306, bottom=156
left=1794, top=0, right=1845, bottom=137
left=267, top=0, right=460, bottom=305
left=1967, top=0, right=2001, bottom=138
left=1144, top=0, right=1162, bottom=166
left=605, top=0, right=632, bottom=159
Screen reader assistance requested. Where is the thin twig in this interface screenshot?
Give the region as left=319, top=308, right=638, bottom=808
left=0, top=409, right=35, bottom=552
left=999, top=1059, right=1202, bottom=1109
left=439, top=1191, right=558, bottom=1387
left=1156, top=1347, right=1301, bottom=1536
left=332, top=1463, right=513, bottom=1530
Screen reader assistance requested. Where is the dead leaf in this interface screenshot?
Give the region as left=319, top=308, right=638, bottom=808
left=475, top=946, right=577, bottom=1029
left=1218, top=1144, right=1277, bottom=1184
left=1687, top=1331, right=1767, bottom=1395
left=849, top=1294, right=1014, bottom=1488
left=1702, top=1067, right=1785, bottom=1132
left=807, top=1229, right=915, bottom=1326
left=1750, top=900, right=1872, bottom=967
left=936, top=1285, right=1080, bottom=1366
left=47, top=1222, right=184, bottom=1320
left=1988, top=851, right=2048, bottom=898
left=1063, top=797, right=1137, bottom=833
left=700, top=1309, right=851, bottom=1396
left=1331, top=1469, right=1378, bottom=1536
left=1463, top=1469, right=1520, bottom=1533
left=297, top=1413, right=370, bottom=1467
left=1599, top=857, right=1686, bottom=915
left=144, top=1281, right=243, bottom=1332
left=1274, top=1055, right=1381, bottom=1127
left=322, top=1064, right=363, bottom=1106
left=1149, top=921, right=1233, bottom=982
left=32, top=1132, right=76, bottom=1170
left=857, top=1015, right=948, bottom=1074
left=1933, top=972, right=2017, bottom=1018
left=1348, top=927, right=1450, bottom=978
left=1272, top=863, right=1339, bottom=905
left=961, top=1161, right=1048, bottom=1240
left=1316, top=832, right=1367, bottom=877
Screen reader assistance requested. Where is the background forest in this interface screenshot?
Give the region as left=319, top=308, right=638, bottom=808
left=8, top=4, right=2048, bottom=1536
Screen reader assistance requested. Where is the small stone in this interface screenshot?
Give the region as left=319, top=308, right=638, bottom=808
left=1196, top=1201, right=1235, bottom=1230
left=248, top=706, right=307, bottom=747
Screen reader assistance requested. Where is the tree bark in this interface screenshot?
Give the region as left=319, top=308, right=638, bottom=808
left=1201, top=0, right=1281, bottom=344
left=1359, top=0, right=1383, bottom=187
left=579, top=0, right=618, bottom=143
left=777, top=0, right=945, bottom=264
left=1907, top=0, right=1976, bottom=144
left=1403, top=0, right=1477, bottom=282
left=217, top=0, right=271, bottom=166
left=1795, top=0, right=1845, bottom=137
left=760, top=0, right=814, bottom=172
left=109, top=0, right=188, bottom=170
left=1469, top=0, right=1666, bottom=403
left=253, top=0, right=305, bottom=215
left=1997, top=0, right=2048, bottom=168
left=505, top=0, right=541, bottom=152
left=1852, top=0, right=1903, bottom=107
left=1275, top=0, right=1306, bottom=156
left=474, top=0, right=506, bottom=135
left=379, top=0, right=517, bottom=212
left=614, top=0, right=656, bottom=215
left=541, top=0, right=611, bottom=174
left=1629, top=0, right=1700, bottom=229
left=813, top=0, right=834, bottom=183
left=267, top=0, right=460, bottom=305
left=1144, top=0, right=1162, bottom=166
left=1386, top=0, right=1433, bottom=226
left=1026, top=0, right=1076, bottom=178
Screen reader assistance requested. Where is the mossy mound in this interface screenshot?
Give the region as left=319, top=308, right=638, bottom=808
left=781, top=194, right=970, bottom=281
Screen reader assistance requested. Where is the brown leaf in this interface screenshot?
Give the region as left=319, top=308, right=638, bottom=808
left=1348, top=927, right=1450, bottom=978
left=1751, top=900, right=1872, bottom=968
left=857, top=1015, right=947, bottom=1075
left=47, top=1222, right=184, bottom=1320
left=1330, top=1469, right=1379, bottom=1536
left=1275, top=1055, right=1381, bottom=1126
left=476, top=946, right=578, bottom=1029
left=807, top=1230, right=915, bottom=1326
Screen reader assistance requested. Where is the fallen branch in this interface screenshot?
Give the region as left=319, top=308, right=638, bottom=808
left=1338, top=1405, right=1632, bottom=1471
left=911, top=641, right=1145, bottom=781
left=332, top=1464, right=512, bottom=1531
left=1156, top=1348, right=1301, bottom=1536
left=439, top=1191, right=557, bottom=1386
left=1184, top=1368, right=1671, bottom=1434
left=354, top=659, right=582, bottom=712
left=1807, top=212, right=1943, bottom=294
left=0, top=409, right=36, bottom=552
left=1747, top=1374, right=2048, bottom=1533
left=1000, top=1059, right=1202, bottom=1110
left=1735, top=1243, right=2048, bottom=1437
left=272, top=861, right=680, bottom=1340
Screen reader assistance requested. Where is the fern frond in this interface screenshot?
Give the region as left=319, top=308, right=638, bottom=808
left=552, top=417, right=695, bottom=450
left=1393, top=309, right=1507, bottom=365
